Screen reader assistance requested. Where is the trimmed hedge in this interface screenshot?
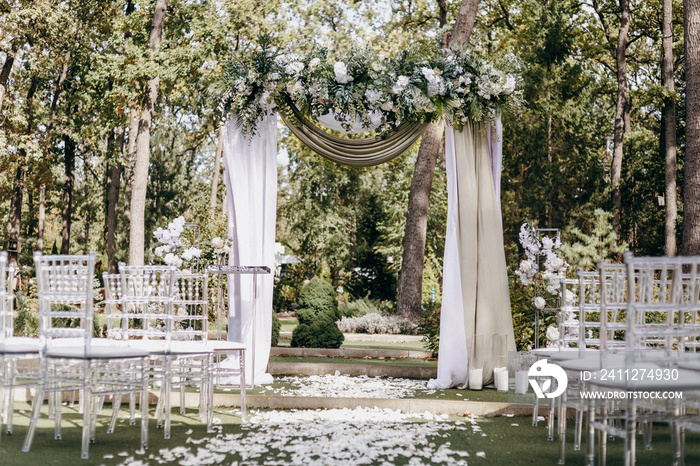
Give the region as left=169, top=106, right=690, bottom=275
left=291, top=277, right=344, bottom=348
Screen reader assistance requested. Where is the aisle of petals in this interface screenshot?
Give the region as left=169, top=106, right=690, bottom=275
left=256, top=373, right=434, bottom=399
left=116, top=407, right=482, bottom=465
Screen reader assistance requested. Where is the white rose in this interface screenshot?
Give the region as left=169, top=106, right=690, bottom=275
left=181, top=247, right=201, bottom=261
left=211, top=237, right=225, bottom=249
left=163, top=253, right=182, bottom=267
left=380, top=101, right=395, bottom=112
left=519, top=260, right=532, bottom=274
left=334, top=61, right=353, bottom=84
left=565, top=289, right=575, bottom=304
left=534, top=296, right=546, bottom=310
left=550, top=257, right=564, bottom=270
left=309, top=57, right=321, bottom=69
left=365, top=89, right=382, bottom=105
left=546, top=326, right=560, bottom=341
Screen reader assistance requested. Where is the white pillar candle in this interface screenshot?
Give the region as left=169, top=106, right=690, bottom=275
left=495, top=368, right=509, bottom=392
left=493, top=366, right=505, bottom=390
left=515, top=370, right=529, bottom=395
left=468, top=368, right=483, bottom=390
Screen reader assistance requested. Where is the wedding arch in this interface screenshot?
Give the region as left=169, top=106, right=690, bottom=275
left=218, top=41, right=518, bottom=387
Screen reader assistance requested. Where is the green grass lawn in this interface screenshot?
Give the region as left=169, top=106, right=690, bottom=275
left=1, top=402, right=698, bottom=465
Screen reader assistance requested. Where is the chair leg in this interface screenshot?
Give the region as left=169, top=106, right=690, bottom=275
left=81, top=388, right=91, bottom=460
left=54, top=390, right=62, bottom=440
left=624, top=397, right=636, bottom=466
left=574, top=407, right=582, bottom=451
left=533, top=393, right=540, bottom=426
left=108, top=394, right=123, bottom=434
left=598, top=403, right=608, bottom=466
left=22, top=386, right=44, bottom=453
left=129, top=392, right=136, bottom=426
left=5, top=364, right=16, bottom=435
left=141, top=363, right=149, bottom=451
left=240, top=350, right=246, bottom=422
left=558, top=391, right=567, bottom=465
left=586, top=398, right=596, bottom=466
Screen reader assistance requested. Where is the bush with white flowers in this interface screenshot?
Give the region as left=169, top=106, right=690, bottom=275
left=336, top=312, right=417, bottom=335
left=152, top=216, right=202, bottom=270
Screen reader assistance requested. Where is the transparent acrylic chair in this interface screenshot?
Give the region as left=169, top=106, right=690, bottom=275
left=23, top=252, right=150, bottom=459
left=0, top=253, right=41, bottom=436
left=586, top=253, right=700, bottom=466
left=117, top=264, right=215, bottom=439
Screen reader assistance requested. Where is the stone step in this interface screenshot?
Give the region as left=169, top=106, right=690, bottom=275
left=270, top=347, right=433, bottom=359
left=267, top=361, right=437, bottom=379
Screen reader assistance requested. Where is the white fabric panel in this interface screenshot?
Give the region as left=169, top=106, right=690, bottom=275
left=221, top=113, right=277, bottom=385
left=315, top=111, right=383, bottom=134
left=427, top=125, right=468, bottom=389
left=487, top=116, right=503, bottom=218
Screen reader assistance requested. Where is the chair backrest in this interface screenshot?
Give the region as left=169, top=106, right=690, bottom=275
left=597, top=262, right=628, bottom=356
left=0, top=251, right=8, bottom=341
left=34, top=252, right=96, bottom=348
left=117, top=264, right=177, bottom=344
left=172, top=272, right=209, bottom=342
left=558, top=278, right=579, bottom=348
left=623, top=252, right=700, bottom=365
left=102, top=272, right=122, bottom=339
left=576, top=269, right=604, bottom=351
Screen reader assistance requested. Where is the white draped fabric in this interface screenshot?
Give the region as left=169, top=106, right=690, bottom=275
left=221, top=114, right=277, bottom=385
left=222, top=109, right=513, bottom=389
left=428, top=116, right=514, bottom=389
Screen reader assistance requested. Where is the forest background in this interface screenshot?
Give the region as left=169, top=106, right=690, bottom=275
left=0, top=0, right=694, bottom=349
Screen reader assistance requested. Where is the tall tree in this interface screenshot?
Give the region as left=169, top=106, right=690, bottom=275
left=129, top=0, right=169, bottom=266
left=683, top=0, right=700, bottom=254
left=396, top=0, right=480, bottom=319
left=592, top=0, right=631, bottom=224
left=662, top=0, right=677, bottom=256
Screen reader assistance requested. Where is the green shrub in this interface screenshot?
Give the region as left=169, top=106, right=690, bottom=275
left=338, top=297, right=394, bottom=318
left=291, top=277, right=344, bottom=348
left=296, top=277, right=339, bottom=320
left=14, top=293, right=38, bottom=337
left=417, top=300, right=441, bottom=354
left=271, top=311, right=281, bottom=347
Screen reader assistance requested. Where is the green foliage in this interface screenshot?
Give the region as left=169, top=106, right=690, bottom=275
left=338, top=297, right=395, bottom=319
left=291, top=277, right=344, bottom=348
left=417, top=301, right=441, bottom=354
left=562, top=209, right=627, bottom=269
left=271, top=311, right=281, bottom=347
left=13, top=293, right=38, bottom=337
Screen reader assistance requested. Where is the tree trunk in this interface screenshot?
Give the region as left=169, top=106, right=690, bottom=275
left=7, top=75, right=38, bottom=267
left=662, top=0, right=677, bottom=257
left=61, top=135, right=76, bottom=254
left=210, top=126, right=223, bottom=212
left=0, top=43, right=17, bottom=111
left=37, top=184, right=45, bottom=252
left=396, top=0, right=480, bottom=319
left=397, top=121, right=445, bottom=318
left=683, top=0, right=700, bottom=254
left=128, top=0, right=169, bottom=266
left=106, top=142, right=122, bottom=273
left=611, top=0, right=630, bottom=224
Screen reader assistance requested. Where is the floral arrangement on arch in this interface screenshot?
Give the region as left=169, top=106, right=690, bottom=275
left=216, top=35, right=521, bottom=137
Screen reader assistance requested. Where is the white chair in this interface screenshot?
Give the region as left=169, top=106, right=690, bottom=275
left=0, top=253, right=41, bottom=436
left=117, top=265, right=219, bottom=439
left=585, top=253, right=700, bottom=466
left=22, top=252, right=150, bottom=459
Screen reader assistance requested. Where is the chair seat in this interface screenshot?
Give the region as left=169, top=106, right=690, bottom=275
left=45, top=345, right=149, bottom=360
left=125, top=339, right=215, bottom=355
left=559, top=354, right=625, bottom=372
left=0, top=337, right=41, bottom=354
left=677, top=359, right=700, bottom=372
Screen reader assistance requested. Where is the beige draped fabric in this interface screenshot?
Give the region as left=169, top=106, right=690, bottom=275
left=279, top=104, right=429, bottom=167
left=453, top=121, right=516, bottom=384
